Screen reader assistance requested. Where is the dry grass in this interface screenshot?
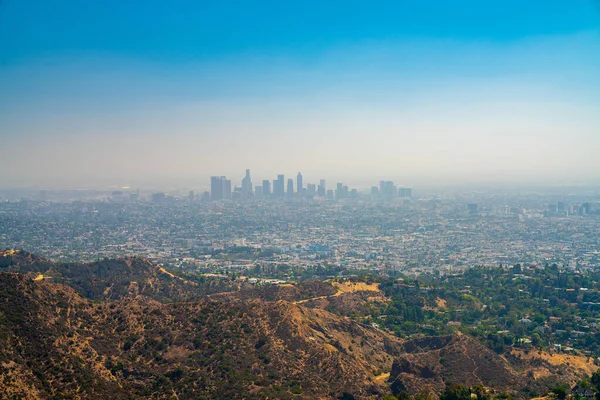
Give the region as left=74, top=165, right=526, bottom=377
left=435, top=297, right=447, bottom=309
left=511, top=348, right=597, bottom=378
left=332, top=281, right=380, bottom=294
left=374, top=372, right=390, bottom=383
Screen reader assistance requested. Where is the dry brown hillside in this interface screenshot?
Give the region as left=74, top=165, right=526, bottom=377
left=0, top=272, right=404, bottom=399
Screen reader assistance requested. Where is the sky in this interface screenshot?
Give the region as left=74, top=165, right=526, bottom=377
left=1, top=0, right=600, bottom=190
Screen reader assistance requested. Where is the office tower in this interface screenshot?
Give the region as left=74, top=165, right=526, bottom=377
left=188, top=191, right=194, bottom=201
left=318, top=179, right=326, bottom=197
left=255, top=185, right=263, bottom=198
left=297, top=172, right=303, bottom=193
left=336, top=183, right=344, bottom=200
left=327, top=189, right=334, bottom=200
left=223, top=179, right=232, bottom=200
left=398, top=187, right=412, bottom=198
left=380, top=181, right=396, bottom=201
left=287, top=178, right=294, bottom=197
left=343, top=185, right=349, bottom=199
left=274, top=174, right=285, bottom=197
left=201, top=191, right=210, bottom=202
left=241, top=169, right=253, bottom=197
left=583, top=202, right=592, bottom=214
left=262, top=180, right=271, bottom=196
left=350, top=188, right=357, bottom=198
left=211, top=176, right=225, bottom=201
left=307, top=183, right=316, bottom=197
left=557, top=201, right=566, bottom=213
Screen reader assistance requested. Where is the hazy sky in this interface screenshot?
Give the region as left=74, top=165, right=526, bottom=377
left=1, top=0, right=600, bottom=189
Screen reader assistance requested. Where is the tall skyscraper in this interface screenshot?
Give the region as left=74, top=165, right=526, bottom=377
left=262, top=180, right=271, bottom=196
left=241, top=169, right=253, bottom=197
left=287, top=178, right=294, bottom=197
left=307, top=183, right=316, bottom=197
left=336, top=183, right=344, bottom=200
left=274, top=174, right=285, bottom=197
left=223, top=179, right=232, bottom=200
left=297, top=172, right=303, bottom=193
left=381, top=181, right=396, bottom=201
left=318, top=179, right=326, bottom=197
left=211, top=176, right=225, bottom=201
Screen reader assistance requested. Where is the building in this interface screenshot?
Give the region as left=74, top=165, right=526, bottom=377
left=318, top=179, right=326, bottom=197
left=398, top=187, right=412, bottom=198
left=336, top=183, right=344, bottom=200
left=211, top=176, right=224, bottom=201
left=287, top=178, right=294, bottom=197
left=274, top=175, right=285, bottom=198
left=297, top=172, right=303, bottom=193
left=211, top=176, right=232, bottom=201
left=241, top=169, right=253, bottom=197
left=223, top=179, right=232, bottom=200
left=380, top=181, right=396, bottom=201
left=262, top=180, right=271, bottom=196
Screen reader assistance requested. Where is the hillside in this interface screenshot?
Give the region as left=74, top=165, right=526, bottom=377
left=0, top=250, right=591, bottom=399
left=388, top=333, right=523, bottom=397
left=0, top=272, right=405, bottom=399
left=0, top=249, right=239, bottom=302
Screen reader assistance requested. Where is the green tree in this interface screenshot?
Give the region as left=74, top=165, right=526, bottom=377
left=592, top=369, right=600, bottom=391
left=440, top=384, right=471, bottom=400
left=551, top=385, right=568, bottom=400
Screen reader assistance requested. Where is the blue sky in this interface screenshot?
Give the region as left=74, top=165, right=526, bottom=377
left=1, top=0, right=599, bottom=188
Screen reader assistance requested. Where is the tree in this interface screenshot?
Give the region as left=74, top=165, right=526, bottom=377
left=592, top=369, right=600, bottom=391
left=396, top=391, right=412, bottom=400
left=440, top=384, right=471, bottom=400
left=472, top=385, right=490, bottom=400
left=551, top=385, right=568, bottom=400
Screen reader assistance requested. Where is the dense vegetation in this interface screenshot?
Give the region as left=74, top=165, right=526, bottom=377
left=370, top=264, right=600, bottom=359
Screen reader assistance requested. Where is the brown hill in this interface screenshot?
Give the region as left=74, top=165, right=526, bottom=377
left=0, top=272, right=405, bottom=399
left=0, top=249, right=240, bottom=302
left=0, top=251, right=576, bottom=399
left=389, top=333, right=526, bottom=397
left=0, top=249, right=53, bottom=273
